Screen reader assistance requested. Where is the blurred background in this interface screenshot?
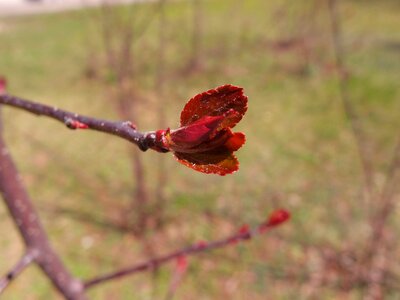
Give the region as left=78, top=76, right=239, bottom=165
left=0, top=0, right=399, bottom=299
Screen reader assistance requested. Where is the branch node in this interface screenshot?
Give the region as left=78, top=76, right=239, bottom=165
left=64, top=118, right=89, bottom=130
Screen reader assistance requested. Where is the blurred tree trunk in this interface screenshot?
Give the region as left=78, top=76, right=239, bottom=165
left=154, top=0, right=168, bottom=229
left=186, top=0, right=204, bottom=72
left=100, top=4, right=149, bottom=235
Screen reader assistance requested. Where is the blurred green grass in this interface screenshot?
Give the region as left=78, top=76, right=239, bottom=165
left=0, top=0, right=400, bottom=299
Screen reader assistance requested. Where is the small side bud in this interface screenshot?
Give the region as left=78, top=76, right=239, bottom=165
left=127, top=122, right=137, bottom=130
left=195, top=240, right=208, bottom=249
left=230, top=224, right=251, bottom=245
left=259, top=209, right=290, bottom=233
left=267, top=209, right=290, bottom=226
left=65, top=118, right=89, bottom=130
left=0, top=76, right=7, bottom=95
left=176, top=255, right=188, bottom=274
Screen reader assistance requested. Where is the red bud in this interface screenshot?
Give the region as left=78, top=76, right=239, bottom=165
left=0, top=77, right=7, bottom=94
left=267, top=209, right=290, bottom=226
left=176, top=255, right=188, bottom=274
left=259, top=209, right=290, bottom=233
left=195, top=240, right=208, bottom=249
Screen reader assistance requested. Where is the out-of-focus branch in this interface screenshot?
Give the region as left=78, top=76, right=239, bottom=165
left=0, top=250, right=37, bottom=294
left=83, top=209, right=290, bottom=289
left=327, top=0, right=374, bottom=198
left=369, top=131, right=400, bottom=235
left=0, top=94, right=159, bottom=151
left=155, top=0, right=168, bottom=227
left=328, top=1, right=400, bottom=295
left=364, top=132, right=400, bottom=295
left=164, top=255, right=188, bottom=300
left=0, top=126, right=87, bottom=299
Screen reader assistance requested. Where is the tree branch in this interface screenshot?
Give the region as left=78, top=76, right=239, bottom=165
left=84, top=210, right=290, bottom=289
left=0, top=93, right=159, bottom=151
left=327, top=0, right=374, bottom=198
left=0, top=249, right=37, bottom=294
left=0, top=127, right=87, bottom=300
left=366, top=131, right=400, bottom=255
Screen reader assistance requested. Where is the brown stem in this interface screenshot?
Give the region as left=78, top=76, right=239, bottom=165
left=187, top=0, right=203, bottom=71
left=0, top=249, right=37, bottom=294
left=0, top=130, right=86, bottom=300
left=328, top=0, right=400, bottom=293
left=131, top=148, right=149, bottom=232
left=327, top=0, right=374, bottom=198
left=84, top=217, right=288, bottom=289
left=366, top=132, right=400, bottom=257
left=155, top=0, right=168, bottom=227
left=0, top=93, right=157, bottom=151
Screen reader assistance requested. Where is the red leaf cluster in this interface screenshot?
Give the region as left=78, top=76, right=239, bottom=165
left=151, top=85, right=248, bottom=175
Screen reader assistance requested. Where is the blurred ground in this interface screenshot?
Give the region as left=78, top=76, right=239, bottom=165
left=0, top=0, right=399, bottom=299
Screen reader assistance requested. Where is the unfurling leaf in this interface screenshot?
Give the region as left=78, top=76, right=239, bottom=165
left=149, top=85, right=248, bottom=175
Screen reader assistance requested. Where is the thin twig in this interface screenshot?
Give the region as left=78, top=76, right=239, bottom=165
left=366, top=131, right=400, bottom=256
left=327, top=0, right=374, bottom=198
left=0, top=94, right=158, bottom=151
left=84, top=212, right=289, bottom=289
left=164, top=255, right=187, bottom=300
left=0, top=249, right=37, bottom=294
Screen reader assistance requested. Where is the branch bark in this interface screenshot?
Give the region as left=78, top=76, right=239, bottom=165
left=327, top=0, right=375, bottom=199
left=0, top=93, right=157, bottom=151
left=0, top=124, right=87, bottom=299
left=84, top=214, right=289, bottom=289
left=0, top=249, right=37, bottom=293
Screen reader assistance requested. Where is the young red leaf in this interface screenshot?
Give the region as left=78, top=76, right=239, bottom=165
left=149, top=85, right=248, bottom=175
left=224, top=132, right=246, bottom=152
left=174, top=151, right=239, bottom=176
left=180, top=85, right=248, bottom=128
left=168, top=115, right=225, bottom=150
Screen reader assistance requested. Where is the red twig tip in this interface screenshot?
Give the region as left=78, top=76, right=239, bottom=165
left=267, top=209, right=291, bottom=226
left=259, top=209, right=291, bottom=233
left=84, top=208, right=291, bottom=289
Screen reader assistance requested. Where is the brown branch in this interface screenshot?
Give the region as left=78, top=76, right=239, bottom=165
left=0, top=90, right=291, bottom=297
left=366, top=131, right=400, bottom=256
left=155, top=0, right=168, bottom=228
left=0, top=249, right=37, bottom=294
left=328, top=0, right=400, bottom=294
left=327, top=0, right=374, bottom=198
left=0, top=127, right=87, bottom=299
left=0, top=93, right=159, bottom=151
left=84, top=211, right=290, bottom=289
